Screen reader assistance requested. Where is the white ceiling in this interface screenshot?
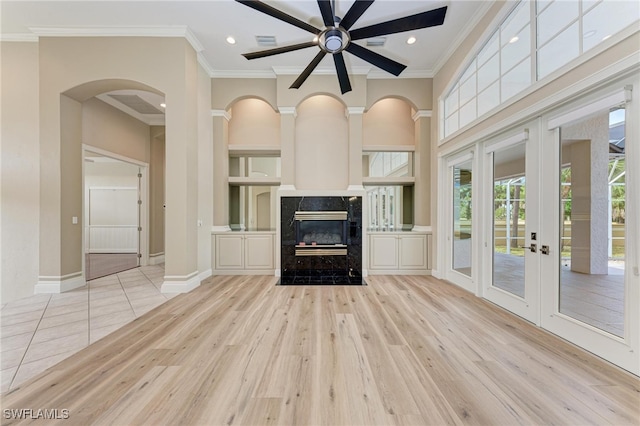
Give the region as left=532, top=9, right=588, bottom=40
left=1, top=0, right=489, bottom=78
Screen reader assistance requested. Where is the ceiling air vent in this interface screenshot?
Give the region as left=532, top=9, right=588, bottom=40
left=107, top=94, right=163, bottom=114
left=256, top=35, right=277, bottom=46
left=366, top=37, right=386, bottom=47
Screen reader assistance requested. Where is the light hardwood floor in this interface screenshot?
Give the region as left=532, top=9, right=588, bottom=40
left=2, top=275, right=638, bottom=425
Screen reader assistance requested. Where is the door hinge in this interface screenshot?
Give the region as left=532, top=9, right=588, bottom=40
left=138, top=226, right=142, bottom=232
left=138, top=253, right=142, bottom=258
left=138, top=173, right=142, bottom=178
left=138, top=199, right=142, bottom=205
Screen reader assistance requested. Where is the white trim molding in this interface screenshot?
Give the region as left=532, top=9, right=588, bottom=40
left=35, top=272, right=85, bottom=294
left=149, top=253, right=165, bottom=265
left=211, top=109, right=232, bottom=121
left=412, top=110, right=433, bottom=121
left=411, top=225, right=433, bottom=232
left=161, top=270, right=201, bottom=293
left=211, top=225, right=232, bottom=232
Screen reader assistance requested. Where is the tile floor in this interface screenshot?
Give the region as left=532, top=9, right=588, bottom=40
left=0, top=264, right=173, bottom=393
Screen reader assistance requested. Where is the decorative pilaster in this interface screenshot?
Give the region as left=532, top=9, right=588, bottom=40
left=413, top=110, right=432, bottom=229
left=348, top=107, right=365, bottom=191
left=211, top=109, right=231, bottom=231
left=279, top=107, right=296, bottom=190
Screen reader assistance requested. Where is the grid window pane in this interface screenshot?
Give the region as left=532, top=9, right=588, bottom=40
left=460, top=74, right=477, bottom=106
left=459, top=99, right=477, bottom=128
left=537, top=21, right=579, bottom=79
left=502, top=57, right=531, bottom=102
left=501, top=24, right=531, bottom=72
left=478, top=54, right=499, bottom=92
left=478, top=32, right=499, bottom=66
left=445, top=87, right=459, bottom=117
left=446, top=111, right=459, bottom=136
left=501, top=2, right=530, bottom=46
left=583, top=0, right=640, bottom=52
left=478, top=81, right=500, bottom=116
left=537, top=0, right=579, bottom=46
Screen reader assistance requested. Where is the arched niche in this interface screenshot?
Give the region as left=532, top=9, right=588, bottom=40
left=295, top=94, right=349, bottom=190
left=228, top=97, right=280, bottom=146
left=363, top=97, right=416, bottom=147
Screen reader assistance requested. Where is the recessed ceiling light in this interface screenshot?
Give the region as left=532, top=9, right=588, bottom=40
left=584, top=29, right=597, bottom=38
left=602, top=34, right=612, bottom=41
left=160, top=103, right=166, bottom=108
left=226, top=36, right=236, bottom=45
left=509, top=36, right=519, bottom=43
left=407, top=36, right=417, bottom=45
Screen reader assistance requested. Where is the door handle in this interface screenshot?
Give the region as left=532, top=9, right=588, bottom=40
left=520, top=243, right=537, bottom=253
left=541, top=245, right=550, bottom=255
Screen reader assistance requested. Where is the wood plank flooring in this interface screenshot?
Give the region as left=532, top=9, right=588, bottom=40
left=2, top=275, right=638, bottom=425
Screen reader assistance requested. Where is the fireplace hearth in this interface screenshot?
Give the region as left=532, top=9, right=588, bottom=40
left=280, top=196, right=364, bottom=285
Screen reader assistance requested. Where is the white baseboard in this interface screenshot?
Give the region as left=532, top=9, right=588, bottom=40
left=35, top=272, right=86, bottom=294
left=212, top=269, right=276, bottom=276
left=89, top=249, right=137, bottom=254
left=149, top=253, right=165, bottom=265
left=431, top=269, right=442, bottom=279
left=161, top=271, right=201, bottom=293
left=198, top=269, right=212, bottom=282
left=367, top=270, right=432, bottom=276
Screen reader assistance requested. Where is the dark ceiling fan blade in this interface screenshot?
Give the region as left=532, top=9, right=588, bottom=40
left=333, top=52, right=352, bottom=94
left=235, top=0, right=321, bottom=35
left=346, top=43, right=406, bottom=76
left=339, top=0, right=374, bottom=30
left=243, top=41, right=317, bottom=60
left=349, top=6, right=447, bottom=40
left=290, top=50, right=327, bottom=89
left=317, top=0, right=334, bottom=27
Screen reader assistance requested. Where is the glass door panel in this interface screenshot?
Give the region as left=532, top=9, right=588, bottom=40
left=453, top=160, right=473, bottom=276
left=558, top=107, right=626, bottom=337
left=493, top=144, right=526, bottom=298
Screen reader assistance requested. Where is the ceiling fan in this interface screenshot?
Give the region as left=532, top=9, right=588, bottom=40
left=236, top=0, right=447, bottom=94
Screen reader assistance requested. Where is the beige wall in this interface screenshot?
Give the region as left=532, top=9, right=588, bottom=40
left=229, top=98, right=280, bottom=146
left=363, top=98, right=415, bottom=146
left=295, top=95, right=349, bottom=190
left=197, top=64, right=213, bottom=275
left=0, top=42, right=40, bottom=303
left=83, top=98, right=151, bottom=163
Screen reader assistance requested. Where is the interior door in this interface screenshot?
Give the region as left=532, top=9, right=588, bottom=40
left=540, top=89, right=639, bottom=375
left=483, top=125, right=539, bottom=324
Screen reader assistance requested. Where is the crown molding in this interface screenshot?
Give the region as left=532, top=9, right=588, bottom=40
left=0, top=33, right=39, bottom=42
left=210, top=70, right=276, bottom=79
left=368, top=69, right=433, bottom=79
left=28, top=25, right=209, bottom=56
left=278, top=106, right=297, bottom=116
left=272, top=66, right=371, bottom=76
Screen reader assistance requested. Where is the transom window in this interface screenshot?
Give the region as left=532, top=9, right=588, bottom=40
left=443, top=0, right=639, bottom=138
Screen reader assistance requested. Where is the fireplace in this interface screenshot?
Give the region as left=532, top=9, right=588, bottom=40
left=280, top=196, right=364, bottom=285
left=295, top=211, right=347, bottom=256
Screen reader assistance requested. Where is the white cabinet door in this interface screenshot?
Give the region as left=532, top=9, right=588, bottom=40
left=369, top=235, right=398, bottom=269
left=399, top=235, right=427, bottom=269
left=216, top=234, right=244, bottom=269
left=245, top=234, right=274, bottom=269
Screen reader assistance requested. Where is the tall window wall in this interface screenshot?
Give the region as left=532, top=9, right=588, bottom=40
left=443, top=0, right=639, bottom=138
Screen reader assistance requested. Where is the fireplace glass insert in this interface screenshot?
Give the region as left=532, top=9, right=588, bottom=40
left=294, top=211, right=348, bottom=255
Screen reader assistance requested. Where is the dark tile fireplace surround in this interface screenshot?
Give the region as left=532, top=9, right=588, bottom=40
left=279, top=196, right=364, bottom=285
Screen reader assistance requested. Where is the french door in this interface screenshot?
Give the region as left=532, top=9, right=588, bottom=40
left=483, top=123, right=540, bottom=324
left=477, top=84, right=639, bottom=374
left=540, top=86, right=639, bottom=374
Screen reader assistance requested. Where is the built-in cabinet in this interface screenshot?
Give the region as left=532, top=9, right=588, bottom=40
left=368, top=231, right=432, bottom=274
left=213, top=231, right=275, bottom=274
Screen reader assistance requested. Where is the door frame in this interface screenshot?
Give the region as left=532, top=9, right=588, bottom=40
left=82, top=145, right=150, bottom=278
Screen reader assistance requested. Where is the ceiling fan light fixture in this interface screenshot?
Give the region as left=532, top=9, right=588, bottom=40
left=324, top=28, right=343, bottom=52
left=226, top=36, right=236, bottom=45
